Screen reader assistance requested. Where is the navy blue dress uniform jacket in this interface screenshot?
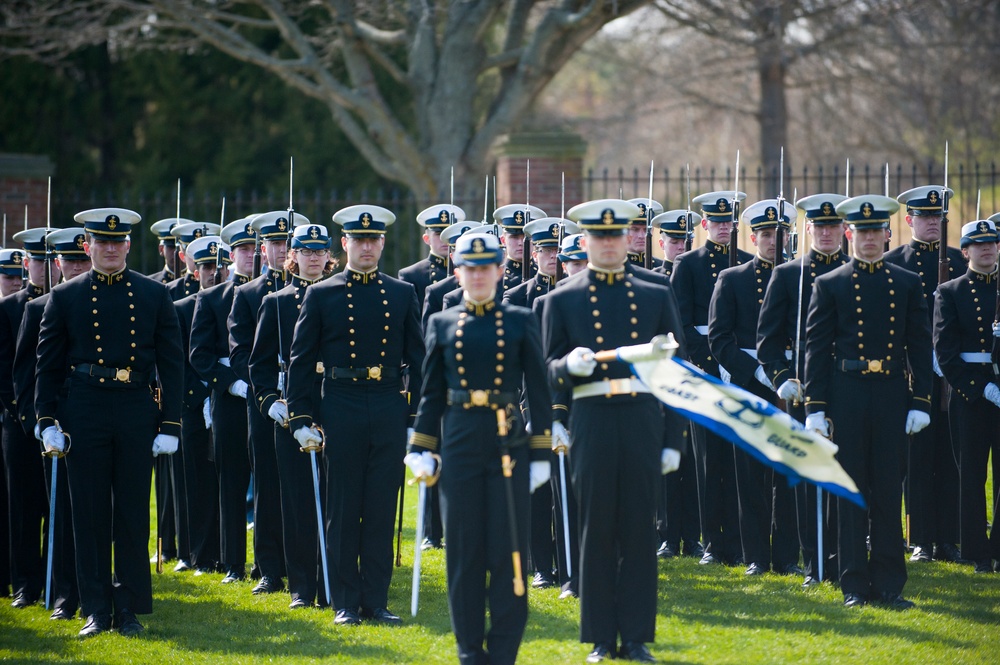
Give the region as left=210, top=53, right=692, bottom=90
left=398, top=253, right=449, bottom=305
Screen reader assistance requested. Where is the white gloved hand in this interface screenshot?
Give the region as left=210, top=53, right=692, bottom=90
left=805, top=411, right=829, bottom=438
left=932, top=352, right=944, bottom=378
left=293, top=425, right=323, bottom=450
left=228, top=379, right=249, bottom=399
left=551, top=421, right=571, bottom=452
left=202, top=397, right=213, bottom=429
left=267, top=401, right=288, bottom=426
left=719, top=366, right=732, bottom=384
left=152, top=434, right=179, bottom=456
left=41, top=426, right=66, bottom=454
left=529, top=460, right=551, bottom=493
left=776, top=379, right=803, bottom=402
left=403, top=450, right=436, bottom=478
left=905, top=410, right=931, bottom=435
left=566, top=347, right=597, bottom=377
left=33, top=422, right=41, bottom=442
left=661, top=448, right=681, bottom=475
left=984, top=382, right=1000, bottom=408
left=754, top=365, right=773, bottom=389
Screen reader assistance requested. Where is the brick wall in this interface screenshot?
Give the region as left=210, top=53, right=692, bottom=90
left=494, top=133, right=587, bottom=218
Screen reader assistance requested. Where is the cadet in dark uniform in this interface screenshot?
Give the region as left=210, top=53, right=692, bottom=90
left=229, top=210, right=307, bottom=594
left=250, top=222, right=335, bottom=608
left=625, top=199, right=663, bottom=269
left=933, top=220, right=1000, bottom=573
left=757, top=193, right=849, bottom=587
left=650, top=210, right=699, bottom=558
left=190, top=219, right=256, bottom=584
left=11, top=228, right=90, bottom=619
left=492, top=204, right=546, bottom=292
left=651, top=209, right=691, bottom=279
left=287, top=204, right=424, bottom=626
left=709, top=199, right=799, bottom=576
left=885, top=185, right=965, bottom=563
left=399, top=204, right=464, bottom=304
left=421, top=221, right=485, bottom=331
left=503, top=217, right=577, bottom=590
left=167, top=221, right=221, bottom=302
left=0, top=248, right=24, bottom=296
left=399, top=204, right=466, bottom=551
left=174, top=236, right=228, bottom=576
left=804, top=195, right=931, bottom=609
left=671, top=190, right=751, bottom=566
left=544, top=199, right=686, bottom=664
left=1, top=228, right=57, bottom=610
left=0, top=247, right=21, bottom=599
left=407, top=231, right=552, bottom=665
left=35, top=207, right=183, bottom=636
left=149, top=218, right=182, bottom=284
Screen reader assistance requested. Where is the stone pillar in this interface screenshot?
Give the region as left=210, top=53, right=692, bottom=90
left=493, top=132, right=587, bottom=218
left=0, top=153, right=55, bottom=246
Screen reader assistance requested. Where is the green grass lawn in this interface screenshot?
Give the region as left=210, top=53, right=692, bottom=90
left=2, top=480, right=998, bottom=664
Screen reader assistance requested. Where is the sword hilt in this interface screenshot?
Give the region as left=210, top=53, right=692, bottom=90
left=298, top=424, right=325, bottom=453
left=407, top=453, right=442, bottom=488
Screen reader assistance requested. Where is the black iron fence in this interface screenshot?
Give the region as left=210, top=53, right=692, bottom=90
left=13, top=162, right=997, bottom=275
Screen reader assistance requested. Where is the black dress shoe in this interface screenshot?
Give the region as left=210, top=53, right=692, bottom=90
left=974, top=559, right=994, bottom=574
left=698, top=551, right=720, bottom=565
left=252, top=576, right=285, bottom=595
left=777, top=563, right=804, bottom=576
left=656, top=541, right=678, bottom=559
left=744, top=562, right=767, bottom=576
left=114, top=609, right=145, bottom=637
left=843, top=593, right=866, bottom=608
left=173, top=559, right=192, bottom=573
left=420, top=538, right=443, bottom=551
left=585, top=642, right=616, bottom=663
left=79, top=613, right=113, bottom=637
left=875, top=593, right=914, bottom=610
left=50, top=605, right=77, bottom=620
left=289, top=596, right=310, bottom=610
left=683, top=541, right=705, bottom=558
left=334, top=608, right=362, bottom=626
left=531, top=571, right=556, bottom=589
left=909, top=544, right=932, bottom=562
left=362, top=607, right=402, bottom=625
left=934, top=543, right=961, bottom=562
left=559, top=583, right=579, bottom=600
left=801, top=575, right=819, bottom=589
left=11, top=591, right=36, bottom=608
left=221, top=566, right=246, bottom=584
left=620, top=641, right=656, bottom=663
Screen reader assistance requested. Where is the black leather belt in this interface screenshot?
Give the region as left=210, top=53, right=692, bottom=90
left=838, top=358, right=903, bottom=374
left=73, top=363, right=150, bottom=384
left=323, top=366, right=400, bottom=381
left=446, top=389, right=518, bottom=408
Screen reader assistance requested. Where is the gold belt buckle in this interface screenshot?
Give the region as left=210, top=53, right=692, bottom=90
left=867, top=359, right=883, bottom=373
left=115, top=368, right=131, bottom=383
left=469, top=390, right=490, bottom=407
left=367, top=366, right=382, bottom=381
left=608, top=378, right=629, bottom=395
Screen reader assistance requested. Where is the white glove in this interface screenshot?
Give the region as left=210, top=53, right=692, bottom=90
left=754, top=365, right=773, bottom=389
left=566, top=347, right=597, bottom=377
left=529, top=460, right=551, bottom=493
left=719, top=366, right=732, bottom=384
left=776, top=379, right=803, bottom=402
left=984, top=382, right=1000, bottom=408
left=41, top=426, right=66, bottom=454
left=267, top=401, right=288, bottom=426
left=932, top=352, right=944, bottom=378
left=34, top=422, right=41, bottom=441
left=406, top=427, right=415, bottom=444
left=293, top=425, right=323, bottom=450
left=551, top=421, right=571, bottom=452
left=152, top=434, right=179, bottom=457
left=228, top=379, right=249, bottom=399
left=905, top=410, right=930, bottom=435
left=202, top=397, right=213, bottom=429
left=805, top=411, right=829, bottom=438
left=403, top=450, right=436, bottom=479
left=661, top=448, right=681, bottom=475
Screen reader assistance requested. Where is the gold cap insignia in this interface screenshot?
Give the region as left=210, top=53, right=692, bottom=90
left=438, top=210, right=449, bottom=223
left=75, top=234, right=85, bottom=249
left=717, top=199, right=728, bottom=212
left=209, top=242, right=218, bottom=255
left=766, top=206, right=777, bottom=221
left=194, top=228, right=204, bottom=239
left=13, top=252, right=22, bottom=264
left=361, top=213, right=372, bottom=228
left=106, top=215, right=119, bottom=230
left=277, top=218, right=288, bottom=231
left=514, top=211, right=524, bottom=224
left=602, top=209, right=615, bottom=225
left=928, top=191, right=939, bottom=204
left=472, top=238, right=486, bottom=253
left=245, top=224, right=255, bottom=236
left=550, top=224, right=560, bottom=237
left=821, top=202, right=833, bottom=216
left=861, top=202, right=873, bottom=218
left=309, top=226, right=319, bottom=239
